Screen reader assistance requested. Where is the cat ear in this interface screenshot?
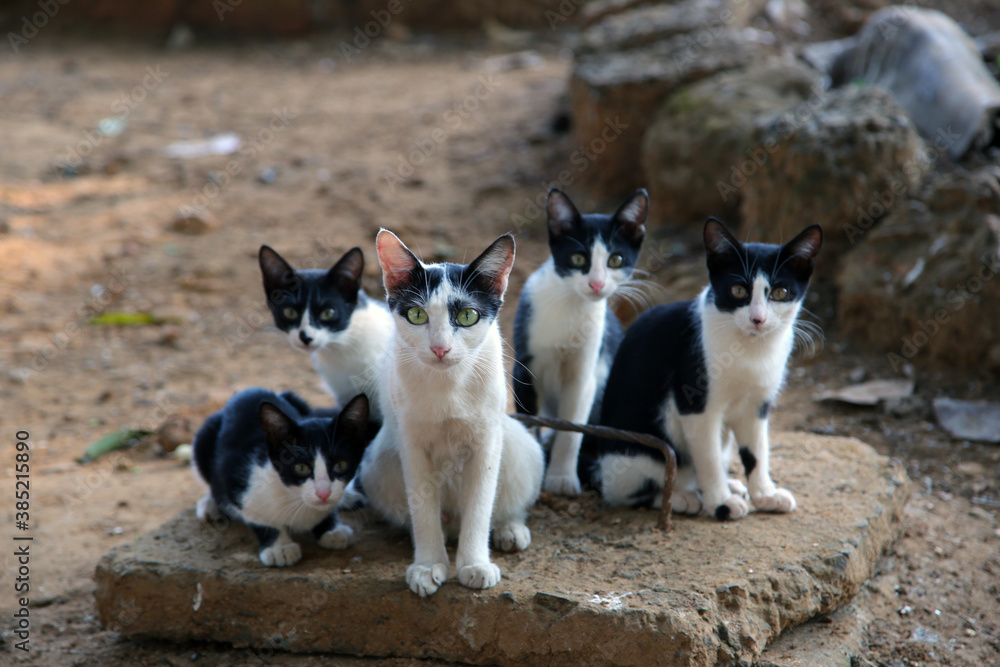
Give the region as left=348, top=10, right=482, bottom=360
left=259, top=246, right=298, bottom=305
left=376, top=229, right=421, bottom=294
left=546, top=188, right=581, bottom=237
left=703, top=217, right=742, bottom=272
left=779, top=224, right=823, bottom=277
left=466, top=234, right=516, bottom=297
left=327, top=247, right=364, bottom=297
left=333, top=394, right=370, bottom=445
left=259, top=402, right=299, bottom=459
left=612, top=188, right=649, bottom=244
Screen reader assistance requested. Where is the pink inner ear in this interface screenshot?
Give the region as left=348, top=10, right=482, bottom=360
left=377, top=232, right=417, bottom=291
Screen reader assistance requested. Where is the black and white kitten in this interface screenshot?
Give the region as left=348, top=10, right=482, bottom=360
left=192, top=388, right=370, bottom=566
left=513, top=188, right=648, bottom=496
left=583, top=219, right=823, bottom=520
left=259, top=246, right=392, bottom=421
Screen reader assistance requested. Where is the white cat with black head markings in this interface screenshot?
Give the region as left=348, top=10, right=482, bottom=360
left=582, top=219, right=823, bottom=520
left=192, top=388, right=370, bottom=566
left=358, top=230, right=544, bottom=597
left=513, top=188, right=648, bottom=496
left=259, top=246, right=392, bottom=421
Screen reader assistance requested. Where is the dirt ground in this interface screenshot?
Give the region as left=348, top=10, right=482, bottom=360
left=1, top=34, right=998, bottom=666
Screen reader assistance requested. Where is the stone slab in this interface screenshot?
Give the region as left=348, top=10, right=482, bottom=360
left=95, top=432, right=910, bottom=666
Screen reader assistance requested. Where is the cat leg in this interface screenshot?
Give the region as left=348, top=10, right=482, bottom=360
left=544, top=374, right=598, bottom=496
left=313, top=512, right=356, bottom=549
left=401, top=442, right=450, bottom=597
left=253, top=524, right=302, bottom=567
left=455, top=435, right=503, bottom=590
left=682, top=412, right=749, bottom=520
left=196, top=493, right=222, bottom=522
left=722, top=430, right=750, bottom=503
left=357, top=426, right=410, bottom=526
left=733, top=412, right=795, bottom=513
left=669, top=467, right=704, bottom=514
left=491, top=418, right=543, bottom=552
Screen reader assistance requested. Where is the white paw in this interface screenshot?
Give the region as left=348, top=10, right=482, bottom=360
left=259, top=541, right=302, bottom=567
left=670, top=490, right=703, bottom=514
left=318, top=524, right=355, bottom=550
left=492, top=522, right=531, bottom=553
left=458, top=562, right=501, bottom=590
left=728, top=478, right=749, bottom=502
left=196, top=494, right=221, bottom=522
left=752, top=488, right=796, bottom=513
left=544, top=472, right=581, bottom=496
left=712, top=494, right=750, bottom=521
left=406, top=562, right=449, bottom=597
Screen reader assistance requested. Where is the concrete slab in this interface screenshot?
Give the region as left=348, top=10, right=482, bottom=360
left=95, top=432, right=910, bottom=666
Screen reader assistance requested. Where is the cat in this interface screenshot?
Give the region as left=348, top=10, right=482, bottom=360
left=358, top=230, right=544, bottom=597
left=582, top=218, right=823, bottom=520
left=512, top=187, right=648, bottom=496
left=259, top=245, right=393, bottom=421
left=192, top=387, right=370, bottom=566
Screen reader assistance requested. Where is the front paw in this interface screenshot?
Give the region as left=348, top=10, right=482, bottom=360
left=318, top=524, right=355, bottom=550
left=543, top=472, right=581, bottom=496
left=712, top=494, right=750, bottom=521
left=752, top=488, right=796, bottom=513
left=458, top=562, right=501, bottom=590
left=259, top=541, right=302, bottom=567
left=406, top=563, right=449, bottom=597
left=196, top=494, right=221, bottom=522
left=492, top=522, right=531, bottom=553
left=670, top=489, right=703, bottom=514
left=728, top=478, right=749, bottom=501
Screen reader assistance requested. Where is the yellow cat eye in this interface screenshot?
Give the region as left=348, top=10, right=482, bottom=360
left=607, top=254, right=624, bottom=268
left=293, top=463, right=311, bottom=476
left=283, top=307, right=299, bottom=319
left=456, top=308, right=480, bottom=327
left=771, top=287, right=789, bottom=301
left=570, top=253, right=586, bottom=267
left=333, top=460, right=349, bottom=474
left=319, top=308, right=335, bottom=321
left=406, top=306, right=428, bottom=325
left=731, top=285, right=748, bottom=299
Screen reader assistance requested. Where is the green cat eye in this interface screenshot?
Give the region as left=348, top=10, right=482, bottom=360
left=319, top=308, right=335, bottom=321
left=283, top=307, right=299, bottom=319
left=456, top=308, right=480, bottom=327
left=406, top=306, right=428, bottom=325
left=293, top=463, right=311, bottom=476
left=607, top=254, right=624, bottom=268
left=771, top=287, right=789, bottom=301
left=570, top=253, right=586, bottom=267
left=333, top=460, right=349, bottom=474
left=730, top=285, right=748, bottom=299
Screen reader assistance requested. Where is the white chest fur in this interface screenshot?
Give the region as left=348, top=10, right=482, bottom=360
left=236, top=462, right=336, bottom=532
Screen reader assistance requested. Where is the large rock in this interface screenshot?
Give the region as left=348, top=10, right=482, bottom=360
left=738, top=85, right=929, bottom=249
left=837, top=169, right=1000, bottom=374
left=95, top=432, right=910, bottom=666
left=641, top=59, right=822, bottom=225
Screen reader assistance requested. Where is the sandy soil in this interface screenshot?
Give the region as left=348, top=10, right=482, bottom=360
left=0, top=35, right=998, bottom=666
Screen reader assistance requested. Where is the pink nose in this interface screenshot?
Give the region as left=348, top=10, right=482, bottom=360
left=316, top=489, right=331, bottom=502
left=589, top=281, right=604, bottom=294
left=431, top=346, right=450, bottom=360
left=751, top=316, right=766, bottom=326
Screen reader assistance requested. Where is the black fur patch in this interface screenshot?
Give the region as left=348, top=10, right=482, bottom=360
left=758, top=401, right=771, bottom=419
left=739, top=446, right=757, bottom=475
left=628, top=478, right=662, bottom=508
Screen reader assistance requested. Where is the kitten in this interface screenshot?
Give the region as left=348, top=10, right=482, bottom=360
left=358, top=230, right=544, bottom=597
left=512, top=187, right=648, bottom=496
left=583, top=219, right=822, bottom=520
left=259, top=245, right=393, bottom=421
left=192, top=388, right=370, bottom=566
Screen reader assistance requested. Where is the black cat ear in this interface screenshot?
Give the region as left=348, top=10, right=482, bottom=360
left=376, top=229, right=421, bottom=294
left=546, top=188, right=581, bottom=238
left=259, top=246, right=298, bottom=305
left=328, top=247, right=364, bottom=297
left=779, top=224, right=823, bottom=277
left=612, top=189, right=649, bottom=244
left=703, top=217, right=742, bottom=272
left=259, top=402, right=299, bottom=459
left=466, top=234, right=516, bottom=297
left=333, top=394, right=370, bottom=444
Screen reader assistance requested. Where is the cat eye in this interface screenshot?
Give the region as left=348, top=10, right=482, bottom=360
left=293, top=463, right=311, bottom=476
left=456, top=308, right=480, bottom=327
left=730, top=285, right=748, bottom=299
left=319, top=308, right=335, bottom=321
left=770, top=287, right=789, bottom=301
left=282, top=307, right=299, bottom=319
left=406, top=306, right=428, bottom=325
left=570, top=253, right=586, bottom=267
left=607, top=254, right=624, bottom=268
left=333, top=460, right=349, bottom=474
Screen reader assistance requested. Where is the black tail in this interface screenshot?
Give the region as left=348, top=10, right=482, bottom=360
left=192, top=412, right=224, bottom=485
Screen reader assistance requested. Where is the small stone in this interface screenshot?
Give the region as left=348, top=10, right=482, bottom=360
left=169, top=210, right=216, bottom=236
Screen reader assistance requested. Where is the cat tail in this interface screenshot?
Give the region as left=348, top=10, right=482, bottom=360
left=192, top=412, right=224, bottom=487
left=576, top=434, right=602, bottom=494
left=278, top=390, right=314, bottom=417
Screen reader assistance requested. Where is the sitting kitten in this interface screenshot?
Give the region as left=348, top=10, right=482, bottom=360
left=192, top=388, right=370, bottom=566
left=583, top=219, right=822, bottom=520
left=359, top=230, right=544, bottom=597
left=259, top=245, right=392, bottom=421
left=513, top=188, right=648, bottom=496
